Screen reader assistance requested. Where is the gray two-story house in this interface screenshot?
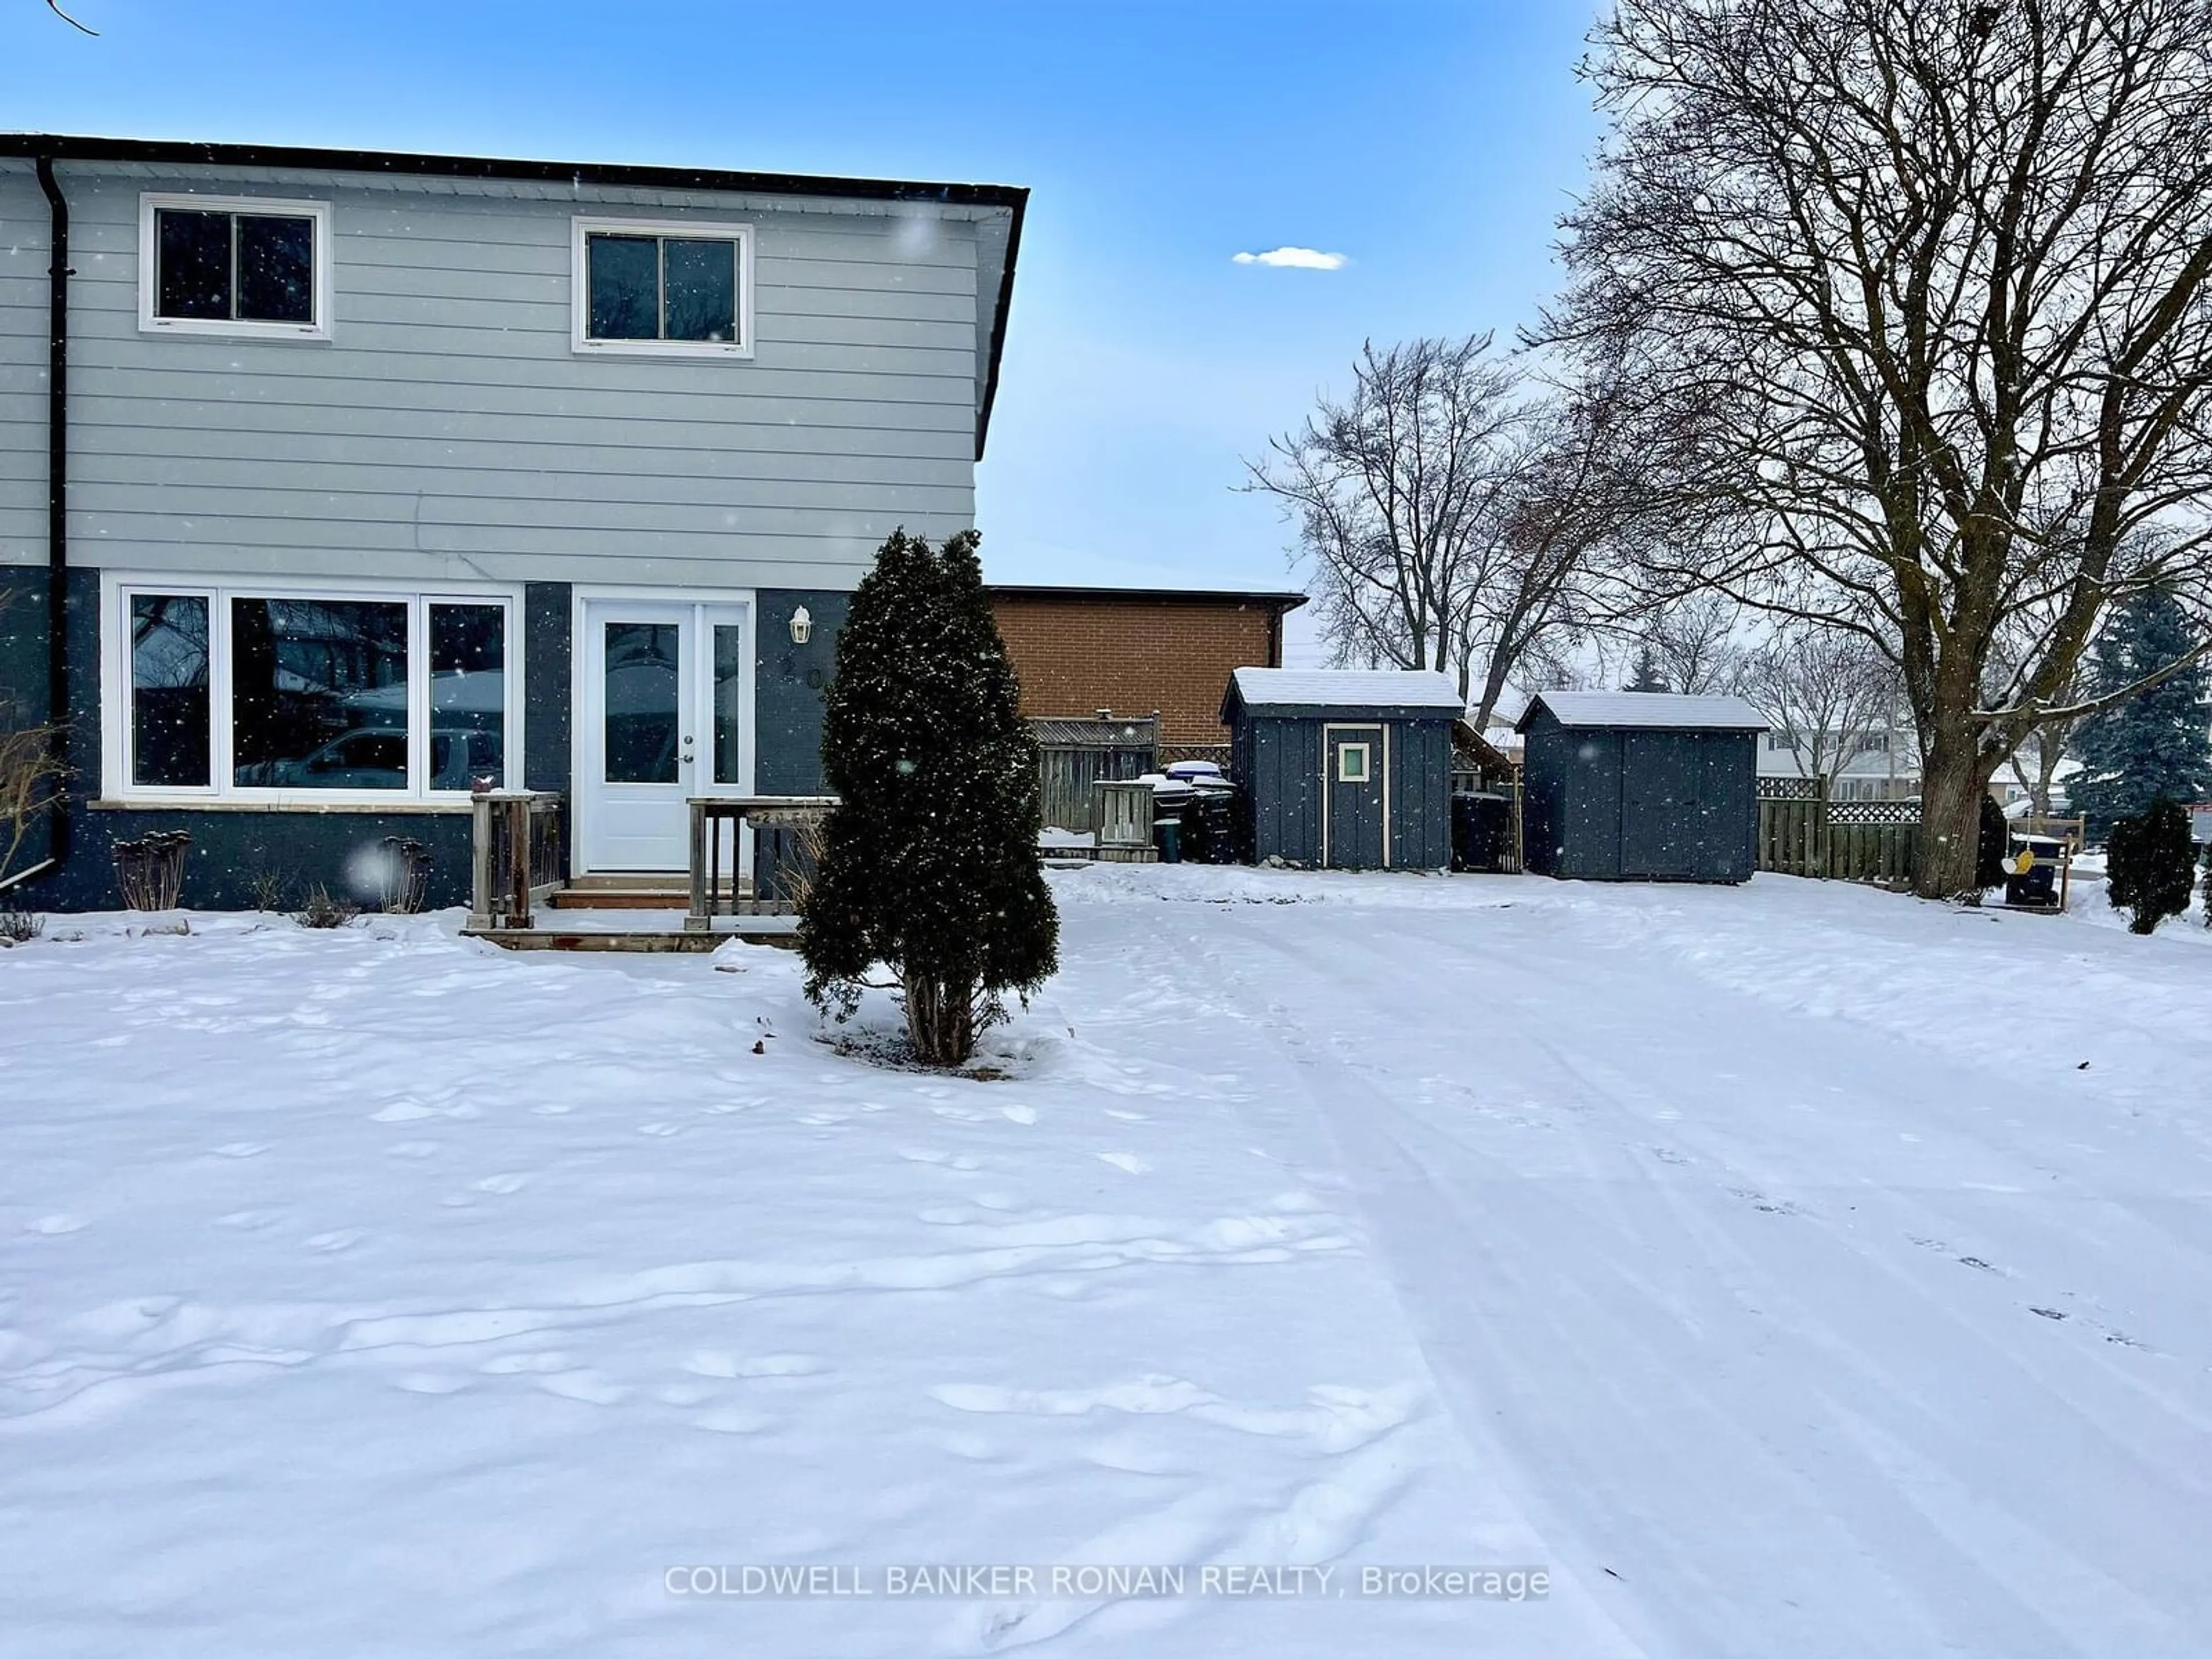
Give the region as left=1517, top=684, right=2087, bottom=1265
left=0, top=135, right=1024, bottom=911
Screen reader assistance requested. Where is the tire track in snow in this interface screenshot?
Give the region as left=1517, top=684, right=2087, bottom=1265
left=1205, top=906, right=2207, bottom=1659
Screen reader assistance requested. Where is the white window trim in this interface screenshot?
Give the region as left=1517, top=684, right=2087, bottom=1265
left=101, top=573, right=524, bottom=809
left=570, top=215, right=755, bottom=359
left=137, top=193, right=335, bottom=342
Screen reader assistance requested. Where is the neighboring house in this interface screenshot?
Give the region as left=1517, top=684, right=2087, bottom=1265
left=1755, top=724, right=1922, bottom=801
left=0, top=134, right=1024, bottom=908
left=987, top=585, right=1308, bottom=751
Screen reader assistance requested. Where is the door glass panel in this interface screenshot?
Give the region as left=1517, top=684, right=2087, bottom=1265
left=713, top=623, right=746, bottom=785
left=603, top=622, right=679, bottom=783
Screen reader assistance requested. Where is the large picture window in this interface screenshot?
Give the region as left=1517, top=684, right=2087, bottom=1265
left=572, top=217, right=752, bottom=357
left=139, top=194, right=332, bottom=339
left=107, top=582, right=517, bottom=802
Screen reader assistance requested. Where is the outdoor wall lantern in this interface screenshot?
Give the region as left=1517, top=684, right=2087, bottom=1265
left=789, top=605, right=813, bottom=645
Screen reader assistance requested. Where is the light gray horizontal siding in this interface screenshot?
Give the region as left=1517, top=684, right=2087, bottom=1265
left=0, top=163, right=47, bottom=569
left=41, top=164, right=983, bottom=586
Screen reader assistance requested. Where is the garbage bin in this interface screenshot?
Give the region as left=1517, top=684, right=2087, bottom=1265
left=1149, top=778, right=1194, bottom=864
left=2002, top=834, right=2062, bottom=907
left=1181, top=780, right=1238, bottom=863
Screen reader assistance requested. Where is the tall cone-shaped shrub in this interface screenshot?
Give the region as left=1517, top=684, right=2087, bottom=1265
left=799, top=528, right=1058, bottom=1066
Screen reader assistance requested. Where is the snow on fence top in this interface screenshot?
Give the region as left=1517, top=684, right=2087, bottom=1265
left=1225, top=668, right=1467, bottom=713
left=1517, top=691, right=1768, bottom=732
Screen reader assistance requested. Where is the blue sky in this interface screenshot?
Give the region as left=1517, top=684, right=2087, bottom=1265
left=7, top=1, right=1605, bottom=629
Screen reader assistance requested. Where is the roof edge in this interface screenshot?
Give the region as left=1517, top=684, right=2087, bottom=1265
left=0, top=133, right=1028, bottom=207
left=988, top=584, right=1309, bottom=609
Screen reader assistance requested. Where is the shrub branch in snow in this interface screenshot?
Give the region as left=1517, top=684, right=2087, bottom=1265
left=799, top=528, right=1058, bottom=1067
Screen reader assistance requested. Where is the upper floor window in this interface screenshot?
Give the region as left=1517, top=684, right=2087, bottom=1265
left=572, top=217, right=753, bottom=357
left=139, top=194, right=333, bottom=340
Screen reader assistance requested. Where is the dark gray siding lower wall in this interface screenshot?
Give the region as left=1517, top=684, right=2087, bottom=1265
left=522, top=582, right=571, bottom=793
left=18, top=576, right=852, bottom=911
left=18, top=567, right=479, bottom=910
left=61, top=806, right=477, bottom=911
left=756, top=589, right=846, bottom=794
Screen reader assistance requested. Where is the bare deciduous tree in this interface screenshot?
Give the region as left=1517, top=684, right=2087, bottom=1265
left=1737, top=624, right=1907, bottom=791
left=1639, top=591, right=1745, bottom=696
left=1244, top=337, right=1626, bottom=728
left=1541, top=0, right=2212, bottom=896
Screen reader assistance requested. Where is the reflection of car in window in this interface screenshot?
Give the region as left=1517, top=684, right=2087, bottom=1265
left=236, top=727, right=498, bottom=790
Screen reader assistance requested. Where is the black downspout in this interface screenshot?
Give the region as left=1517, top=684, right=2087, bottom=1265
left=35, top=156, right=70, bottom=881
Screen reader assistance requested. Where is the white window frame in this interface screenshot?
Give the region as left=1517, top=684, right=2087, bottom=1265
left=138, top=193, right=335, bottom=342
left=1336, top=741, right=1372, bottom=784
left=570, top=216, right=755, bottom=359
left=101, top=573, right=523, bottom=808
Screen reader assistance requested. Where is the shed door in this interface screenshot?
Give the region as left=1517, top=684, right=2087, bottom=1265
left=1324, top=725, right=1387, bottom=870
left=1620, top=732, right=1698, bottom=878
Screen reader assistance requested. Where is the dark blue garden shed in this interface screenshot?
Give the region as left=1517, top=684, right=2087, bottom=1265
left=1516, top=691, right=1766, bottom=882
left=1221, top=669, right=1464, bottom=870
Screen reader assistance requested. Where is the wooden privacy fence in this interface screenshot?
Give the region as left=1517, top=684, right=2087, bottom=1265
left=1757, top=778, right=1920, bottom=883
left=1032, top=713, right=1158, bottom=834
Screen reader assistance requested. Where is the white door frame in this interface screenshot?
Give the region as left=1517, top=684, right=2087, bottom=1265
left=1319, top=721, right=1391, bottom=870
left=571, top=588, right=756, bottom=876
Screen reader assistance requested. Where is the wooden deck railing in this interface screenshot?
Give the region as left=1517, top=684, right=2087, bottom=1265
left=687, top=796, right=838, bottom=933
left=468, top=791, right=565, bottom=930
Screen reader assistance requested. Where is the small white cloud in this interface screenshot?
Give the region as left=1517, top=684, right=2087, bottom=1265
left=1232, top=246, right=1349, bottom=271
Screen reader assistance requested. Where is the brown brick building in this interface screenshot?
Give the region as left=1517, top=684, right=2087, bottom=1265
left=987, top=585, right=1310, bottom=747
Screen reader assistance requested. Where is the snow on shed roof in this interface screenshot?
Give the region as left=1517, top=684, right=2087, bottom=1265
left=1226, top=668, right=1468, bottom=714
left=1517, top=691, right=1768, bottom=732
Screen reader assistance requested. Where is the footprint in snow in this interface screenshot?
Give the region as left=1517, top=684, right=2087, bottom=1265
left=480, top=1351, right=573, bottom=1375
left=1000, top=1104, right=1037, bottom=1126
left=304, top=1229, right=366, bottom=1253
left=396, top=1372, right=472, bottom=1395
left=24, top=1214, right=86, bottom=1236
left=474, top=1173, right=529, bottom=1195
left=537, top=1370, right=629, bottom=1406
left=211, top=1142, right=270, bottom=1158
left=1094, top=1152, right=1149, bottom=1176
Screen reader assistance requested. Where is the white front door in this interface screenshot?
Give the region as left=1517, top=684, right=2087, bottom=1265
left=577, top=598, right=754, bottom=873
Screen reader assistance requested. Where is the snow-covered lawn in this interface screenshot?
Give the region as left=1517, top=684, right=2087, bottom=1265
left=3, top=870, right=2208, bottom=1657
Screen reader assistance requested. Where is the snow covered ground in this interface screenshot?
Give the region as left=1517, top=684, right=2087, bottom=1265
left=2, top=870, right=2208, bottom=1657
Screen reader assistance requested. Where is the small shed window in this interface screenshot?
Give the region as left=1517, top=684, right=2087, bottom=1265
left=1336, top=743, right=1371, bottom=783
